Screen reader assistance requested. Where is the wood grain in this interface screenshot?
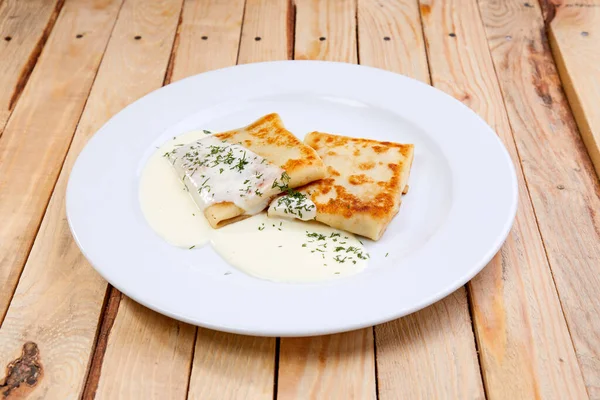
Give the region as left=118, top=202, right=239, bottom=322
left=358, top=1, right=485, bottom=398
left=0, top=0, right=122, bottom=325
left=479, top=0, right=600, bottom=397
left=0, top=0, right=183, bottom=398
left=420, top=0, right=588, bottom=398
left=181, top=1, right=280, bottom=398
left=0, top=0, right=64, bottom=137
left=358, top=0, right=429, bottom=79
left=275, top=2, right=376, bottom=399
left=95, top=298, right=196, bottom=399
left=278, top=331, right=375, bottom=400
left=546, top=0, right=600, bottom=180
left=377, top=290, right=484, bottom=399
left=168, top=0, right=245, bottom=81
left=188, top=329, right=276, bottom=400
left=294, top=0, right=357, bottom=62
left=238, top=0, right=294, bottom=63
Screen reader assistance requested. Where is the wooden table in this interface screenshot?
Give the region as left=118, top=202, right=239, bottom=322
left=1, top=0, right=599, bottom=398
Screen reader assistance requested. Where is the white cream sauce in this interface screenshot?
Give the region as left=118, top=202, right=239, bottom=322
left=139, top=130, right=212, bottom=248
left=211, top=213, right=367, bottom=282
left=139, top=130, right=368, bottom=282
left=267, top=192, right=317, bottom=221
left=166, top=135, right=285, bottom=215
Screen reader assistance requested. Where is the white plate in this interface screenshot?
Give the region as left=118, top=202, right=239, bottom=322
left=67, top=61, right=518, bottom=337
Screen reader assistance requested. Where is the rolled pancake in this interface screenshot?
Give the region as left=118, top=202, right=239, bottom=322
left=204, top=114, right=326, bottom=228
left=302, top=132, right=414, bottom=241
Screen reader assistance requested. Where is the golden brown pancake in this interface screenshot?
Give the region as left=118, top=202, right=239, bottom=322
left=302, top=131, right=414, bottom=240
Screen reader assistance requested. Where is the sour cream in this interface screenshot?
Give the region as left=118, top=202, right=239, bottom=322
left=267, top=192, right=317, bottom=221
left=211, top=213, right=367, bottom=282
left=165, top=135, right=285, bottom=215
left=139, top=131, right=212, bottom=248
left=139, top=130, right=369, bottom=282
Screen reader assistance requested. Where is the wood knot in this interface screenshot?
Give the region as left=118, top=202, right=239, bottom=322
left=0, top=342, right=43, bottom=398
left=459, top=93, right=472, bottom=103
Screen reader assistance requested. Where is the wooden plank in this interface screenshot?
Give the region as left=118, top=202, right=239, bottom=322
left=294, top=0, right=357, bottom=62
left=92, top=1, right=275, bottom=399
left=278, top=331, right=375, bottom=400
left=358, top=0, right=429, bottom=79
left=95, top=298, right=195, bottom=399
left=0, top=0, right=183, bottom=398
left=0, top=0, right=122, bottom=324
left=357, top=1, right=484, bottom=398
left=419, top=0, right=589, bottom=398
left=478, top=0, right=600, bottom=397
left=0, top=0, right=64, bottom=137
left=238, top=0, right=294, bottom=64
left=546, top=1, right=600, bottom=179
left=276, top=2, right=376, bottom=399
left=180, top=1, right=281, bottom=398
left=376, top=289, right=484, bottom=399
left=188, top=329, right=276, bottom=399
left=168, top=0, right=245, bottom=81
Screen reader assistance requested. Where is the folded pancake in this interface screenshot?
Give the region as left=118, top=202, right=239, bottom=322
left=188, top=114, right=326, bottom=228
left=302, top=132, right=414, bottom=241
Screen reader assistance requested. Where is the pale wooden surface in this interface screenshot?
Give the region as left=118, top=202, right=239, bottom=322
left=279, top=331, right=376, bottom=400
left=359, top=1, right=485, bottom=399
left=96, top=298, right=196, bottom=399
left=358, top=0, right=429, bottom=79
left=0, top=0, right=599, bottom=398
left=547, top=0, right=600, bottom=181
left=422, top=0, right=588, bottom=398
left=479, top=0, right=600, bottom=397
left=294, top=0, right=357, bottom=62
left=0, top=0, right=124, bottom=398
left=0, top=0, right=122, bottom=326
left=0, top=0, right=63, bottom=137
left=189, top=329, right=276, bottom=400
left=238, top=0, right=293, bottom=64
